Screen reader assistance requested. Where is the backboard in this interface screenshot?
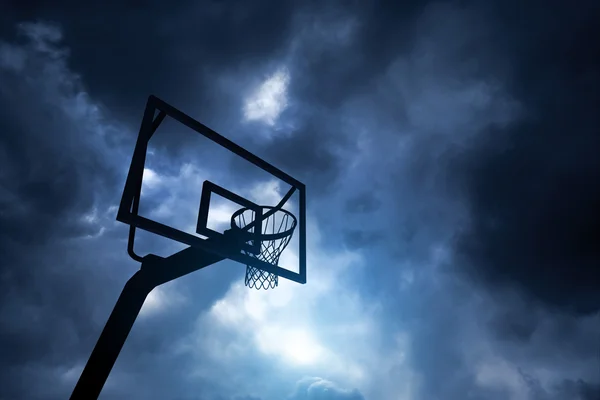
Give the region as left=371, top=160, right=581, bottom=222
left=117, top=95, right=306, bottom=286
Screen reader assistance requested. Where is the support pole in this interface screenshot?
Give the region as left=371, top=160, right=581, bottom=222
left=70, top=247, right=224, bottom=400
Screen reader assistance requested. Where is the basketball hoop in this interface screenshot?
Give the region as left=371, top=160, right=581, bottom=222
left=230, top=206, right=297, bottom=289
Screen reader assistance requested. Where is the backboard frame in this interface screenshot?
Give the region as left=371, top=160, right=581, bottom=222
left=197, top=180, right=263, bottom=255
left=117, top=95, right=306, bottom=284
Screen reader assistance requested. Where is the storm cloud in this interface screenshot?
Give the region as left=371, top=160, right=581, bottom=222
left=1, top=1, right=598, bottom=400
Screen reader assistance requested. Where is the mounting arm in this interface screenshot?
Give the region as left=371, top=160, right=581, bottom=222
left=70, top=245, right=224, bottom=400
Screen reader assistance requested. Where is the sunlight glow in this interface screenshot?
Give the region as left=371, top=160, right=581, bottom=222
left=256, top=325, right=324, bottom=366
left=281, top=329, right=324, bottom=365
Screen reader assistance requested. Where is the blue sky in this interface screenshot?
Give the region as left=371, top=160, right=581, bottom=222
left=0, top=2, right=599, bottom=399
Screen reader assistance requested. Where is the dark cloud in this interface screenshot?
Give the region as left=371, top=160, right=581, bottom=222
left=525, top=376, right=600, bottom=400
left=0, top=21, right=124, bottom=297
left=350, top=2, right=600, bottom=398
left=343, top=230, right=383, bottom=249
left=0, top=29, right=128, bottom=385
left=0, top=1, right=368, bottom=198
left=345, top=192, right=381, bottom=214
left=259, top=116, right=355, bottom=193
left=487, top=308, right=538, bottom=343
left=0, top=22, right=134, bottom=399
left=2, top=1, right=599, bottom=400
left=286, top=1, right=429, bottom=109
left=1, top=0, right=298, bottom=126
left=453, top=0, right=600, bottom=315
left=0, top=23, right=122, bottom=245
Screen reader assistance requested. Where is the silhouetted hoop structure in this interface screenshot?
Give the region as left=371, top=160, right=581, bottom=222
left=230, top=206, right=297, bottom=290
left=71, top=95, right=307, bottom=400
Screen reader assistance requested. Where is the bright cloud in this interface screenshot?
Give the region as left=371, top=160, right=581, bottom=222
left=141, top=168, right=162, bottom=192
left=139, top=162, right=210, bottom=233
left=140, top=282, right=186, bottom=317
left=206, top=202, right=238, bottom=231
left=247, top=179, right=297, bottom=212
left=243, top=67, right=290, bottom=126
left=172, top=182, right=419, bottom=399
left=257, top=326, right=325, bottom=365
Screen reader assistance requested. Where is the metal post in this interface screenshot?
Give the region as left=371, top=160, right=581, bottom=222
left=70, top=247, right=224, bottom=400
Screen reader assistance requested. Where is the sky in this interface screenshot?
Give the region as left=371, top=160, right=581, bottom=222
left=0, top=1, right=599, bottom=399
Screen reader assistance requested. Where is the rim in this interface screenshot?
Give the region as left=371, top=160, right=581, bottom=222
left=230, top=206, right=297, bottom=241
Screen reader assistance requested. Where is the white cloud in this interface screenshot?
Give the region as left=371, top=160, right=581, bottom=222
left=256, top=326, right=326, bottom=365
left=141, top=168, right=162, bottom=192
left=243, top=67, right=290, bottom=126
left=206, top=202, right=238, bottom=231
left=140, top=163, right=210, bottom=232
left=140, top=282, right=186, bottom=317
left=246, top=180, right=296, bottom=213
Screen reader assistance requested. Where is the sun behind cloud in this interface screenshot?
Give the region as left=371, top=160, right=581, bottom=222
left=256, top=326, right=325, bottom=366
